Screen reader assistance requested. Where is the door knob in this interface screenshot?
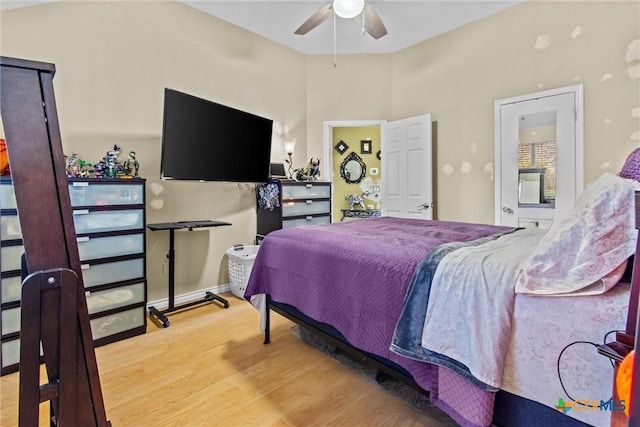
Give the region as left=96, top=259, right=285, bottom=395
left=417, top=202, right=432, bottom=210
left=502, top=207, right=514, bottom=214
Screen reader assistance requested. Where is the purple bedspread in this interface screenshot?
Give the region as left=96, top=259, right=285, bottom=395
left=244, top=217, right=513, bottom=427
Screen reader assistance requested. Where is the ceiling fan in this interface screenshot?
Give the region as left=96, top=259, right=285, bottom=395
left=294, top=0, right=388, bottom=40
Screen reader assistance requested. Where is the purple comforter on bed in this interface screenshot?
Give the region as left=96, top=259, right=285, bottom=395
left=244, top=217, right=514, bottom=427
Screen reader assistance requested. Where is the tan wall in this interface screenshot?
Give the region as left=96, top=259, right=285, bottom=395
left=391, top=0, right=640, bottom=223
left=0, top=0, right=307, bottom=301
left=305, top=54, right=392, bottom=165
left=2, top=0, right=639, bottom=301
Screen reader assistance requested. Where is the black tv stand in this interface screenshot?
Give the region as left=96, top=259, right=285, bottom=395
left=147, top=220, right=232, bottom=328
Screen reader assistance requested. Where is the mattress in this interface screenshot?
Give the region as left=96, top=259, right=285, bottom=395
left=502, top=282, right=630, bottom=427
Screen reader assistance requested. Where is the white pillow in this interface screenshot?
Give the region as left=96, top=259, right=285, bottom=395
left=516, top=173, right=640, bottom=296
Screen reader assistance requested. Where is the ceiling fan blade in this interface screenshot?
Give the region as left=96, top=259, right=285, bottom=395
left=363, top=3, right=388, bottom=39
left=294, top=3, right=333, bottom=35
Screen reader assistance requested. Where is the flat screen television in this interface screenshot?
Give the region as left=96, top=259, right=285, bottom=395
left=160, top=88, right=273, bottom=182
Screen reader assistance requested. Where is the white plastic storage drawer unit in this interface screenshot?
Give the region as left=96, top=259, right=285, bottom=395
left=0, top=177, right=147, bottom=375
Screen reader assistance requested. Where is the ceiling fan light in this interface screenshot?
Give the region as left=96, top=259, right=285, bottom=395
left=333, top=0, right=365, bottom=19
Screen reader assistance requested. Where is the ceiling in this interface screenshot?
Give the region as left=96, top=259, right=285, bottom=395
left=1, top=1, right=524, bottom=55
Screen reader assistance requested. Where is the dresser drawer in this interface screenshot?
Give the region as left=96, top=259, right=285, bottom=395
left=69, top=182, right=144, bottom=207
left=1, top=276, right=21, bottom=304
left=1, top=306, right=20, bottom=335
left=90, top=306, right=145, bottom=340
left=0, top=184, right=17, bottom=210
left=86, top=282, right=145, bottom=315
left=1, top=245, right=23, bottom=272
left=82, top=258, right=144, bottom=288
left=1, top=215, right=21, bottom=240
left=282, top=200, right=331, bottom=217
left=282, top=183, right=330, bottom=200
left=73, top=209, right=144, bottom=234
left=283, top=215, right=331, bottom=228
left=77, top=233, right=144, bottom=261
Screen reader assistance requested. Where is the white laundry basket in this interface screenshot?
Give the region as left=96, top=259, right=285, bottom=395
left=226, top=245, right=260, bottom=298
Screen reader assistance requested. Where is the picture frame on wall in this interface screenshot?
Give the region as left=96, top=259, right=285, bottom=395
left=335, top=140, right=349, bottom=155
left=360, top=140, right=372, bottom=154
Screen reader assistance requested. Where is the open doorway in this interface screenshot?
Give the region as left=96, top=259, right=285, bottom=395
left=323, top=121, right=385, bottom=222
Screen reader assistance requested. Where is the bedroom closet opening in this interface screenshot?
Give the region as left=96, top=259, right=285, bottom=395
left=323, top=114, right=433, bottom=221
left=494, top=84, right=584, bottom=228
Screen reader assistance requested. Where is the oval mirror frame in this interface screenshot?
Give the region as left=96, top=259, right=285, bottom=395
left=340, top=151, right=366, bottom=184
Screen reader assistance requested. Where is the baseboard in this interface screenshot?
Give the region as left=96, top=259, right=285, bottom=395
left=146, top=284, right=231, bottom=311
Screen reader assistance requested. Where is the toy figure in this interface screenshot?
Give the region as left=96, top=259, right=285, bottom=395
left=95, top=144, right=123, bottom=178
left=123, top=151, right=140, bottom=177
left=294, top=157, right=321, bottom=181
left=65, top=153, right=92, bottom=177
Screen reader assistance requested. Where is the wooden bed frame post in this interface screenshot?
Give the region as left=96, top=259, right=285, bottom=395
left=1, top=56, right=111, bottom=427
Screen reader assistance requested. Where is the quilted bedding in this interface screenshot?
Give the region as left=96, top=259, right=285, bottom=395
left=244, top=217, right=513, bottom=427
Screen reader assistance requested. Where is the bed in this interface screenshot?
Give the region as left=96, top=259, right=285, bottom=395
left=244, top=172, right=640, bottom=427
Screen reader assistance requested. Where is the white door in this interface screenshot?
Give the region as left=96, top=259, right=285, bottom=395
left=381, top=114, right=433, bottom=219
left=496, top=87, right=582, bottom=228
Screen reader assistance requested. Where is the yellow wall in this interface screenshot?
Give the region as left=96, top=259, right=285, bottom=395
left=1, top=0, right=638, bottom=299
left=331, top=127, right=382, bottom=222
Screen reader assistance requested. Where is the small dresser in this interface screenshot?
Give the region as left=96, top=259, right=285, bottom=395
left=256, top=180, right=332, bottom=242
left=0, top=177, right=147, bottom=375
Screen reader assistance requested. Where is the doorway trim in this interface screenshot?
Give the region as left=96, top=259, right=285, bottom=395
left=323, top=120, right=386, bottom=221
left=493, top=84, right=584, bottom=225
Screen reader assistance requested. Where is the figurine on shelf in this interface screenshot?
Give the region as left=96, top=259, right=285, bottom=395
left=123, top=151, right=140, bottom=177
left=65, top=153, right=92, bottom=177
left=346, top=192, right=368, bottom=211
left=294, top=157, right=321, bottom=181
left=94, top=144, right=123, bottom=178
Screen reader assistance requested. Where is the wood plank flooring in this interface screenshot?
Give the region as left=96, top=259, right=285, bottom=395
left=0, top=293, right=456, bottom=426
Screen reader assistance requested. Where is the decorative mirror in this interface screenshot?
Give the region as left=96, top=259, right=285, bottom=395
left=340, top=151, right=366, bottom=184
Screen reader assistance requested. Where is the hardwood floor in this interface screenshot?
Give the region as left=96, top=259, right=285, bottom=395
left=0, top=293, right=456, bottom=426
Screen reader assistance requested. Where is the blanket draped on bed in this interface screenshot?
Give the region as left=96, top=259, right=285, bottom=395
left=244, top=217, right=514, bottom=427
left=390, top=231, right=516, bottom=389
left=392, top=228, right=546, bottom=391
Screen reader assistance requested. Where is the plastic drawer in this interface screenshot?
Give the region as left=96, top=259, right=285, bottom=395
left=1, top=306, right=20, bottom=335
left=1, top=276, right=22, bottom=304
left=282, top=183, right=330, bottom=200
left=2, top=338, right=20, bottom=368
left=1, top=338, right=42, bottom=369
left=73, top=209, right=144, bottom=234
left=82, top=258, right=144, bottom=288
left=69, top=182, right=143, bottom=206
left=282, top=200, right=330, bottom=217
left=283, top=215, right=331, bottom=228
left=86, top=282, right=145, bottom=315
left=1, top=245, right=23, bottom=272
left=90, top=306, right=145, bottom=340
left=0, top=184, right=17, bottom=209
left=0, top=215, right=21, bottom=240
left=77, top=233, right=144, bottom=261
